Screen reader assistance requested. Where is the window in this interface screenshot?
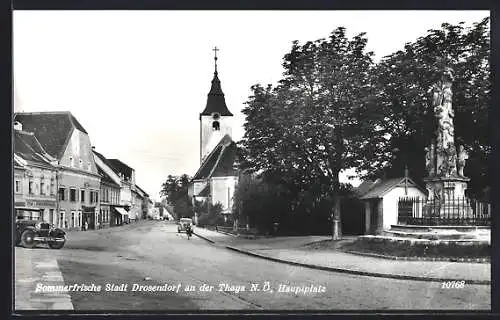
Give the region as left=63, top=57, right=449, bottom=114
left=58, top=187, right=66, bottom=201
left=59, top=211, right=65, bottom=228
left=40, top=181, right=45, bottom=196
left=15, top=180, right=21, bottom=193
left=29, top=180, right=34, bottom=194
left=80, top=190, right=85, bottom=203
left=70, top=188, right=77, bottom=202
left=70, top=156, right=74, bottom=167
left=212, top=121, right=220, bottom=131
left=71, top=212, right=75, bottom=228
left=50, top=179, right=55, bottom=195
left=90, top=191, right=99, bottom=204
left=78, top=211, right=82, bottom=227
left=49, top=209, right=54, bottom=225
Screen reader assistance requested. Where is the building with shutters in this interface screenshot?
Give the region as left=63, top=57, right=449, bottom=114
left=14, top=112, right=101, bottom=230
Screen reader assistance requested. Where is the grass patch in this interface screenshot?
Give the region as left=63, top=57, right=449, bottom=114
left=58, top=260, right=197, bottom=310
left=341, top=238, right=490, bottom=259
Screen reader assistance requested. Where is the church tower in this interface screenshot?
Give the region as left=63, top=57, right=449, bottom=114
left=200, top=47, right=233, bottom=163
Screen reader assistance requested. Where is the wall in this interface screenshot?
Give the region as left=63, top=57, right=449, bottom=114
left=14, top=166, right=26, bottom=206
left=383, top=186, right=426, bottom=230
left=210, top=176, right=237, bottom=213
left=57, top=128, right=101, bottom=230
left=99, top=183, right=120, bottom=228
left=120, top=182, right=132, bottom=206
left=191, top=180, right=208, bottom=197
left=14, top=164, right=57, bottom=222
left=200, top=115, right=232, bottom=161
left=60, top=129, right=98, bottom=174
left=58, top=169, right=101, bottom=230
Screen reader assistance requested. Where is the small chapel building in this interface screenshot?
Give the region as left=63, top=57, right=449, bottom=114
left=188, top=48, right=239, bottom=218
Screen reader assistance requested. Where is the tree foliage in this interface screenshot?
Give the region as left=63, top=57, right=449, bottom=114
left=197, top=202, right=224, bottom=227
left=236, top=18, right=490, bottom=235
left=239, top=27, right=376, bottom=237
left=159, top=174, right=193, bottom=219
left=365, top=18, right=490, bottom=198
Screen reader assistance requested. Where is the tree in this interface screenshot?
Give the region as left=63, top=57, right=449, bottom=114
left=364, top=18, right=490, bottom=198
left=240, top=27, right=376, bottom=238
left=159, top=174, right=193, bottom=219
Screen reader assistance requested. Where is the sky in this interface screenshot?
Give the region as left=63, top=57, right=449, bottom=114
left=13, top=10, right=489, bottom=200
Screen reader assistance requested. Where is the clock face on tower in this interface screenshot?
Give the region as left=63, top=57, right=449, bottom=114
left=212, top=113, right=220, bottom=120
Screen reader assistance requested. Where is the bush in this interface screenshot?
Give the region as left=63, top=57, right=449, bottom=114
left=197, top=202, right=224, bottom=227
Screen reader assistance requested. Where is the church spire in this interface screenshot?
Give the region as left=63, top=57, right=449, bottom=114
left=200, top=47, right=233, bottom=117
left=213, top=46, right=219, bottom=75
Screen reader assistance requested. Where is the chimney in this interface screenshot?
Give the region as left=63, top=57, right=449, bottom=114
left=13, top=121, right=22, bottom=131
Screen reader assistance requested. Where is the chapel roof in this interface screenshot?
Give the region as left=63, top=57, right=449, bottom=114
left=359, top=177, right=426, bottom=199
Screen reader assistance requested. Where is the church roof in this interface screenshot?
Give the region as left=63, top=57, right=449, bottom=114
left=14, top=111, right=88, bottom=159
left=200, top=72, right=233, bottom=117
left=192, top=134, right=238, bottom=181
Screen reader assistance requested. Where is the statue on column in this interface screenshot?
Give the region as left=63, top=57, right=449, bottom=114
left=425, top=143, right=435, bottom=177
left=430, top=66, right=457, bottom=177
left=457, top=145, right=469, bottom=177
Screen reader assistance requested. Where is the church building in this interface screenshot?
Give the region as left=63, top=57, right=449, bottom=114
left=188, top=48, right=239, bottom=217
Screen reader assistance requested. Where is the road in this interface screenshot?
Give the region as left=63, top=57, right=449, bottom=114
left=15, top=220, right=490, bottom=310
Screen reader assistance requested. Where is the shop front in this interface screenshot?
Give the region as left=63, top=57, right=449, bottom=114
left=111, top=205, right=129, bottom=226
left=82, top=206, right=96, bottom=230
left=24, top=199, right=57, bottom=225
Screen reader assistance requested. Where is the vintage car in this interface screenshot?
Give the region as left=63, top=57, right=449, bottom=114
left=177, top=218, right=193, bottom=233
left=15, top=207, right=66, bottom=249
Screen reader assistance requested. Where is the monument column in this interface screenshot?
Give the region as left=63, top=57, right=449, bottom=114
left=423, top=66, right=471, bottom=219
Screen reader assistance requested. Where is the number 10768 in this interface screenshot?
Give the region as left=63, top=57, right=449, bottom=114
left=442, top=281, right=465, bottom=289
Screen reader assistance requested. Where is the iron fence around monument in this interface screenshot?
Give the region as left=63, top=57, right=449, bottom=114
left=397, top=196, right=491, bottom=226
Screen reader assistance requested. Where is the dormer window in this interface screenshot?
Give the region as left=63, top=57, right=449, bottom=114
left=212, top=121, right=220, bottom=131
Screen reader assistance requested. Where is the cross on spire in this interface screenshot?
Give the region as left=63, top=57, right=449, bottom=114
left=213, top=46, right=219, bottom=74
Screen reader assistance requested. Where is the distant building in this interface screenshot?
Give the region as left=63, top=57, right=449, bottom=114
left=92, top=150, right=130, bottom=226
left=107, top=158, right=136, bottom=223
left=131, top=185, right=149, bottom=221
left=93, top=149, right=121, bottom=228
left=188, top=50, right=239, bottom=218
left=13, top=127, right=58, bottom=222
left=14, top=112, right=101, bottom=230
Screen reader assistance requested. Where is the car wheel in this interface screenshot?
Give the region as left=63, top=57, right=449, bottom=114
left=48, top=240, right=65, bottom=249
left=20, top=229, right=36, bottom=249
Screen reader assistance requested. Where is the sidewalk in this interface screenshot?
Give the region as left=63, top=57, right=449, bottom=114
left=14, top=247, right=74, bottom=311
left=193, top=227, right=490, bottom=285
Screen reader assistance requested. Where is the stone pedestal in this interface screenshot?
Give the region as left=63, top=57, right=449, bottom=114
left=424, top=175, right=473, bottom=218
